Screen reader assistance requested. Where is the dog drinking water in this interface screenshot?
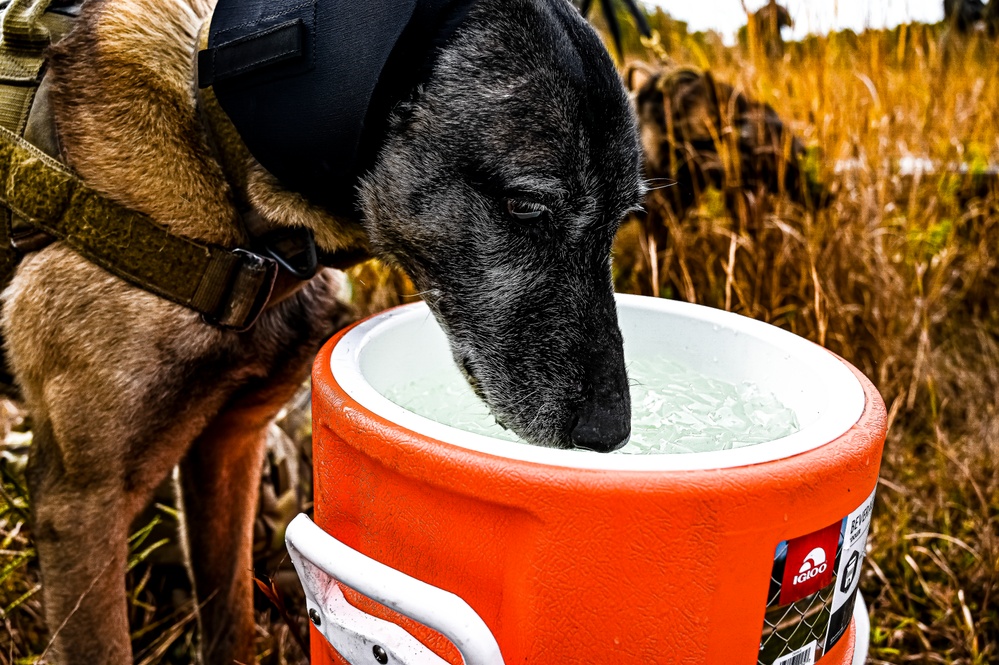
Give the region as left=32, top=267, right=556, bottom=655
left=0, top=0, right=643, bottom=662
left=384, top=346, right=800, bottom=454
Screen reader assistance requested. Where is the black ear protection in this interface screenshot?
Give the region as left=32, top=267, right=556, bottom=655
left=199, top=0, right=479, bottom=217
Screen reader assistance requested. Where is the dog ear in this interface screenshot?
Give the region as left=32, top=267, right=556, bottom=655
left=623, top=60, right=657, bottom=93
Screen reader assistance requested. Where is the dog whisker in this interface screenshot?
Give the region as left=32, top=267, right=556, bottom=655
left=644, top=182, right=677, bottom=192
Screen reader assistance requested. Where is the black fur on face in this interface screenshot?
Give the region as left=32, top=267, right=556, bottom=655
left=358, top=0, right=644, bottom=451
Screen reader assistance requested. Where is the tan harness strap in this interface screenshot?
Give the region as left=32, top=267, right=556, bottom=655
left=0, top=0, right=282, bottom=331
left=0, top=0, right=50, bottom=87
left=0, top=0, right=366, bottom=334
left=1, top=0, right=51, bottom=48
left=0, top=125, right=278, bottom=330
left=0, top=0, right=53, bottom=289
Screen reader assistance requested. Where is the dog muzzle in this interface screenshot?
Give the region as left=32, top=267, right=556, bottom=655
left=198, top=0, right=479, bottom=217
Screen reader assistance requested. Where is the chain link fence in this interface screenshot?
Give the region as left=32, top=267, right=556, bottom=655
left=758, top=559, right=834, bottom=665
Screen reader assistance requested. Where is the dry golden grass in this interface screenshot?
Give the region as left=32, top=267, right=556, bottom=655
left=612, top=14, right=999, bottom=664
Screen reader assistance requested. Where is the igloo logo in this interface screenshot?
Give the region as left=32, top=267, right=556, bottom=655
left=779, top=522, right=842, bottom=605
left=792, top=548, right=828, bottom=585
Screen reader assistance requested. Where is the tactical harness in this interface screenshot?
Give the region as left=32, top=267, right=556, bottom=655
left=0, top=0, right=369, bottom=332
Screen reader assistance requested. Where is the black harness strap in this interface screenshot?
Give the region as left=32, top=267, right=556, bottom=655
left=196, top=49, right=370, bottom=279
left=198, top=18, right=306, bottom=89
left=200, top=0, right=480, bottom=215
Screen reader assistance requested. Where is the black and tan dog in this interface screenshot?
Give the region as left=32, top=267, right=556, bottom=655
left=627, top=62, right=823, bottom=229
left=1, top=0, right=643, bottom=662
left=945, top=0, right=999, bottom=34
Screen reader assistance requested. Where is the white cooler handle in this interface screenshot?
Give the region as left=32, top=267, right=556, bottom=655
left=286, top=514, right=505, bottom=665
left=852, top=593, right=870, bottom=665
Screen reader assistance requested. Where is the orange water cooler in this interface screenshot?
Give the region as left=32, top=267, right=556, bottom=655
left=287, top=295, right=886, bottom=665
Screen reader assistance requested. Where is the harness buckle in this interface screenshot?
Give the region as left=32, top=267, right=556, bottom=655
left=9, top=227, right=52, bottom=252
left=258, top=226, right=318, bottom=280
left=202, top=248, right=279, bottom=333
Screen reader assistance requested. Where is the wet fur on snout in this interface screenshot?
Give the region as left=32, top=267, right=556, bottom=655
left=360, top=0, right=644, bottom=448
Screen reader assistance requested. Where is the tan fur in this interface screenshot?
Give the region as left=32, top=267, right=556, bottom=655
left=1, top=0, right=356, bottom=662
left=623, top=60, right=656, bottom=97
left=246, top=162, right=370, bottom=254
left=49, top=0, right=240, bottom=245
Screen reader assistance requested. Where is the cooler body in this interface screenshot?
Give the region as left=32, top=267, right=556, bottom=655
left=292, top=298, right=887, bottom=665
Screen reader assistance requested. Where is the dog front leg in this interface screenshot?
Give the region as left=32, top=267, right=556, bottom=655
left=179, top=387, right=291, bottom=665
left=27, top=418, right=134, bottom=664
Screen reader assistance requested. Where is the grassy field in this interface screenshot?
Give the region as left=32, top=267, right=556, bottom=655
left=612, top=11, right=999, bottom=664
left=2, top=10, right=999, bottom=665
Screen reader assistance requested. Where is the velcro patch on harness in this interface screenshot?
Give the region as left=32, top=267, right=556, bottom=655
left=198, top=18, right=306, bottom=88
left=5, top=153, right=73, bottom=222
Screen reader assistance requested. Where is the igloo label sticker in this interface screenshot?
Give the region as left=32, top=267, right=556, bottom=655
left=780, top=523, right=841, bottom=605
left=758, top=489, right=877, bottom=665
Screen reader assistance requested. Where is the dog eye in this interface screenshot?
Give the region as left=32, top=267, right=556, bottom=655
left=506, top=200, right=548, bottom=222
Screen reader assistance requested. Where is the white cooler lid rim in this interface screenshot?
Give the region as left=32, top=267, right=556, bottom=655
left=330, top=295, right=867, bottom=472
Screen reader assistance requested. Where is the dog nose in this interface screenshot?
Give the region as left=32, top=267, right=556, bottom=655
left=571, top=396, right=631, bottom=452
left=569, top=332, right=631, bottom=452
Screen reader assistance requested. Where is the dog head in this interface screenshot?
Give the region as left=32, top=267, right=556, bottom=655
left=945, top=0, right=986, bottom=32
left=358, top=0, right=644, bottom=450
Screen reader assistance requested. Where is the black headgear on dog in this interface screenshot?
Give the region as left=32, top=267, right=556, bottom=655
left=199, top=0, right=478, bottom=217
